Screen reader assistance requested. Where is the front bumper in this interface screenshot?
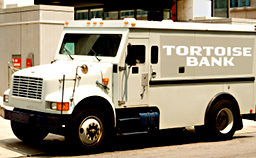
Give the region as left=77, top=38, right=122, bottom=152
left=0, top=105, right=69, bottom=129
left=242, top=113, right=256, bottom=121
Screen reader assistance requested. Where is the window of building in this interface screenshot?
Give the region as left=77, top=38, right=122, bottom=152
left=163, top=9, right=171, bottom=20
left=137, top=9, right=148, bottom=20
left=213, top=0, right=229, bottom=17
left=120, top=10, right=135, bottom=19
left=90, top=8, right=104, bottom=19
left=105, top=11, right=119, bottom=20
left=230, top=0, right=250, bottom=7
left=76, top=9, right=89, bottom=20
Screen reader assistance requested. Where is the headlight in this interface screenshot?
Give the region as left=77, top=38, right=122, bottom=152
left=50, top=102, right=57, bottom=110
left=3, top=95, right=9, bottom=103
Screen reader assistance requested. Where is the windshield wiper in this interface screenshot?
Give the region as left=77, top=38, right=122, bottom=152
left=63, top=47, right=74, bottom=60
left=61, top=44, right=74, bottom=60
left=68, top=53, right=74, bottom=60
left=90, top=48, right=101, bottom=62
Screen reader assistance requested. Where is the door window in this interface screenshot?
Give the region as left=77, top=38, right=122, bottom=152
left=127, top=45, right=145, bottom=64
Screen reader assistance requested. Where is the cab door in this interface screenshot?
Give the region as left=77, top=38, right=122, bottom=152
left=119, top=38, right=149, bottom=106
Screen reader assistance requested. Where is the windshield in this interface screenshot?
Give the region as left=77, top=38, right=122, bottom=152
left=59, top=34, right=122, bottom=57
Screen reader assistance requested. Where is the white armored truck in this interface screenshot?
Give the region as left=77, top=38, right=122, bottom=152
left=1, top=18, right=256, bottom=151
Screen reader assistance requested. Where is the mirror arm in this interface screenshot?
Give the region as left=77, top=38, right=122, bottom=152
left=119, top=66, right=126, bottom=71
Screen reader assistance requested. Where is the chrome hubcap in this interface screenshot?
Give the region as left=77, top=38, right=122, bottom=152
left=216, top=108, right=234, bottom=134
left=79, top=116, right=103, bottom=146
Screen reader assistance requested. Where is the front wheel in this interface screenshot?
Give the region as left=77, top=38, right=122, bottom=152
left=66, top=109, right=112, bottom=152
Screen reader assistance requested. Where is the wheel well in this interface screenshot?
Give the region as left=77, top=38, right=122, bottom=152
left=205, top=92, right=243, bottom=130
left=72, top=96, right=115, bottom=127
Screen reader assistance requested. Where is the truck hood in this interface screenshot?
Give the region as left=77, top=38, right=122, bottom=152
left=10, top=60, right=113, bottom=105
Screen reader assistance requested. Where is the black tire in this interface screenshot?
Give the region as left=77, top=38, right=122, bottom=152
left=11, top=121, right=49, bottom=142
left=66, top=109, right=112, bottom=152
left=206, top=99, right=238, bottom=140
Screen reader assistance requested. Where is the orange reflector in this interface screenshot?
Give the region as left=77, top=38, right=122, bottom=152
left=103, top=78, right=109, bottom=85
left=93, top=22, right=97, bottom=25
left=131, top=23, right=136, bottom=26
left=100, top=22, right=104, bottom=25
left=124, top=21, right=129, bottom=25
left=65, top=22, right=69, bottom=25
left=57, top=102, right=70, bottom=111
left=81, top=64, right=88, bottom=74
left=86, top=22, right=90, bottom=25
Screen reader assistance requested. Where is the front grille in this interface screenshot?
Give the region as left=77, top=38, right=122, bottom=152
left=12, top=76, right=43, bottom=100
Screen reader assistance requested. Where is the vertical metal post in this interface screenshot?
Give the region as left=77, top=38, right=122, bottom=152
left=118, top=10, right=121, bottom=20
left=61, top=75, right=65, bottom=115
left=7, top=62, right=10, bottom=88
left=227, top=0, right=230, bottom=18
left=212, top=0, right=214, bottom=17
left=174, top=0, right=177, bottom=21
left=134, top=9, right=137, bottom=19
left=88, top=8, right=91, bottom=20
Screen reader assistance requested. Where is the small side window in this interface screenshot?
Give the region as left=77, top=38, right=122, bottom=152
left=151, top=46, right=158, bottom=64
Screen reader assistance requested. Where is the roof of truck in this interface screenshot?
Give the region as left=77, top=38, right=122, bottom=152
left=64, top=18, right=256, bottom=33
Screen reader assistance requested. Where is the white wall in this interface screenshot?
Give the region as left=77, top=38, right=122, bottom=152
left=0, top=5, right=74, bottom=95
left=0, top=0, right=34, bottom=9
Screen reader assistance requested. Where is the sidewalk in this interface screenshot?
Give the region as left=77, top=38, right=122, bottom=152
left=235, top=119, right=256, bottom=135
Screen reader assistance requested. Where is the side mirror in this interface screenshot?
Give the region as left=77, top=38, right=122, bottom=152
left=126, top=44, right=136, bottom=66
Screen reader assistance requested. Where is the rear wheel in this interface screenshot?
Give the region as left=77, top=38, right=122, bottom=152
left=206, top=99, right=238, bottom=140
left=216, top=108, right=234, bottom=134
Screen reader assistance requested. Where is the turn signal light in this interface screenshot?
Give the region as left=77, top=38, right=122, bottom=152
left=103, top=78, right=109, bottom=86
left=64, top=22, right=69, bottom=25
left=3, top=95, right=9, bottom=103
left=57, top=102, right=70, bottom=111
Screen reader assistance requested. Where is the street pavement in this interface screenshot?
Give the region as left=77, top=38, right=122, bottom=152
left=1, top=96, right=256, bottom=157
